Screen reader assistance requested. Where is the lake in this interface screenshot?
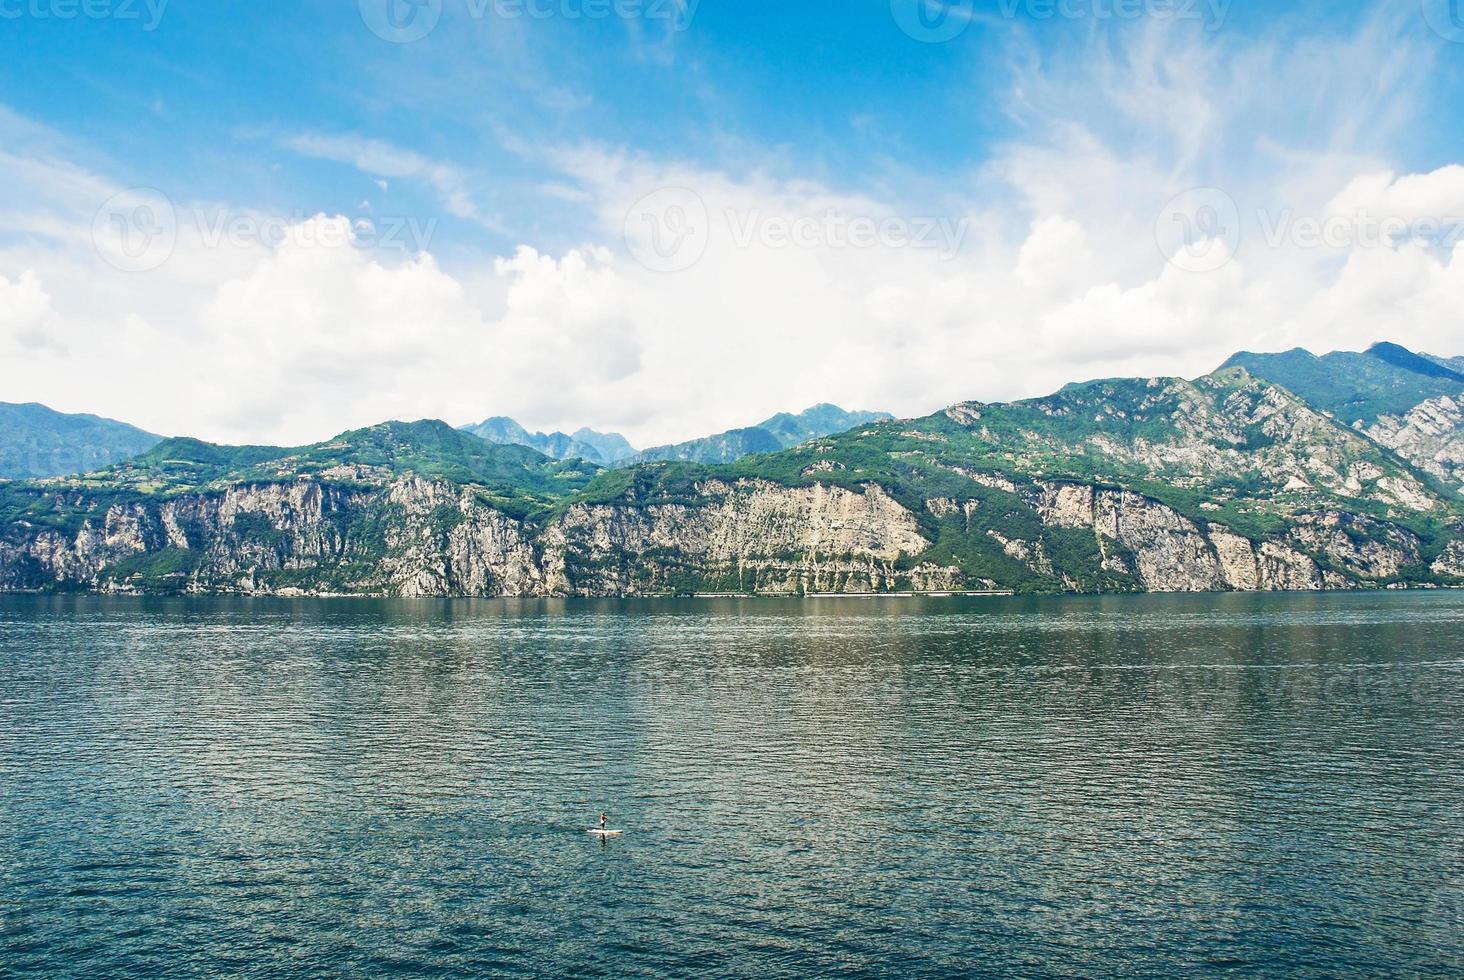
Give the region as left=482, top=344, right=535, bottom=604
left=1, top=592, right=1461, bottom=977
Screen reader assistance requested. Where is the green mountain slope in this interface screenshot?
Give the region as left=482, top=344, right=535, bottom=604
left=3, top=362, right=1461, bottom=598
left=256, top=420, right=598, bottom=492
left=598, top=368, right=1450, bottom=529
left=0, top=402, right=162, bottom=480
left=1222, top=343, right=1464, bottom=426
left=7, top=420, right=598, bottom=532
left=755, top=404, right=893, bottom=446
left=626, top=426, right=785, bottom=466
left=562, top=367, right=1461, bottom=595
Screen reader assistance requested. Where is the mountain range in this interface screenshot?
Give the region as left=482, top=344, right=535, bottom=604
left=457, top=417, right=637, bottom=466
left=2, top=342, right=1462, bottom=597
left=0, top=402, right=161, bottom=481
left=459, top=403, right=892, bottom=468
left=1222, top=342, right=1464, bottom=426
left=1224, top=342, right=1464, bottom=491
left=622, top=404, right=893, bottom=466
left=2, top=401, right=883, bottom=480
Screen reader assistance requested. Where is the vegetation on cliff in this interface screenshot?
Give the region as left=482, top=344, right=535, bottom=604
left=3, top=346, right=1462, bottom=596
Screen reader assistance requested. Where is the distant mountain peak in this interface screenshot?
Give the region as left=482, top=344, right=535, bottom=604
left=1221, top=342, right=1464, bottom=427
left=624, top=402, right=893, bottom=467
left=459, top=416, right=636, bottom=465
left=1366, top=341, right=1464, bottom=381
left=0, top=401, right=162, bottom=480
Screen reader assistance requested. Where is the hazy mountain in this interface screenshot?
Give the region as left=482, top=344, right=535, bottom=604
left=5, top=355, right=1459, bottom=597
left=623, top=426, right=785, bottom=466
left=459, top=417, right=635, bottom=466
left=0, top=402, right=161, bottom=480
left=754, top=404, right=894, bottom=447
left=1425, top=353, right=1464, bottom=374
left=625, top=404, right=892, bottom=466
left=568, top=427, right=637, bottom=464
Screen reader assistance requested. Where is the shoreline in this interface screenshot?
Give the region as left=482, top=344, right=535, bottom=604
left=5, top=586, right=1464, bottom=602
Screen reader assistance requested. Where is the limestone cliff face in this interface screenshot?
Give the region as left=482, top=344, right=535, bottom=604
left=0, top=476, right=943, bottom=597
left=378, top=476, right=548, bottom=597
left=1367, top=396, right=1464, bottom=494
left=543, top=479, right=939, bottom=595
left=537, top=477, right=1432, bottom=596
left=0, top=478, right=547, bottom=597
left=1433, top=539, right=1464, bottom=579
left=1003, top=481, right=1416, bottom=592
left=0, top=473, right=1448, bottom=597
left=1021, top=483, right=1319, bottom=592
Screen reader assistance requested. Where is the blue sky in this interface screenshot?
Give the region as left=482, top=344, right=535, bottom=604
left=11, top=0, right=1454, bottom=258
left=2, top=1, right=1463, bottom=445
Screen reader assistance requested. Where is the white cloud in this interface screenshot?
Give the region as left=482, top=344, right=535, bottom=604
left=1015, top=216, right=1092, bottom=292
left=1326, top=165, right=1464, bottom=224
left=0, top=12, right=1462, bottom=449
left=0, top=269, right=61, bottom=353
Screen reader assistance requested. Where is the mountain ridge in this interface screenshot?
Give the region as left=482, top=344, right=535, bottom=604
left=4, top=346, right=1460, bottom=597
left=1222, top=342, right=1464, bottom=494
left=1424, top=353, right=1464, bottom=374
left=1220, top=343, right=1464, bottom=424
left=458, top=417, right=635, bottom=466
left=0, top=402, right=162, bottom=481
left=623, top=404, right=894, bottom=466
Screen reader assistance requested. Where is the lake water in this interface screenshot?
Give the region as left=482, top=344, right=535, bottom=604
left=1, top=592, right=1461, bottom=977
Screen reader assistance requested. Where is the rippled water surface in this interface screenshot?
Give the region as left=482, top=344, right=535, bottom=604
left=2, top=592, right=1462, bottom=977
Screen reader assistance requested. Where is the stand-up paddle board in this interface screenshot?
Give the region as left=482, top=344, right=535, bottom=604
left=588, top=829, right=623, bottom=837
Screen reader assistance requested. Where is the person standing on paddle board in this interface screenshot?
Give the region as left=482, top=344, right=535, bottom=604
left=599, top=812, right=608, bottom=832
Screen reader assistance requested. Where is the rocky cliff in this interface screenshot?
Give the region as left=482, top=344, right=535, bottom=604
left=3, top=362, right=1461, bottom=598
left=1366, top=395, right=1464, bottom=494
left=0, top=471, right=1452, bottom=597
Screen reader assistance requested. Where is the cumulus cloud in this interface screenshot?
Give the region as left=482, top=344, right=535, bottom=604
left=0, top=269, right=61, bottom=353
left=0, top=11, right=1461, bottom=448
left=1325, top=166, right=1464, bottom=235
